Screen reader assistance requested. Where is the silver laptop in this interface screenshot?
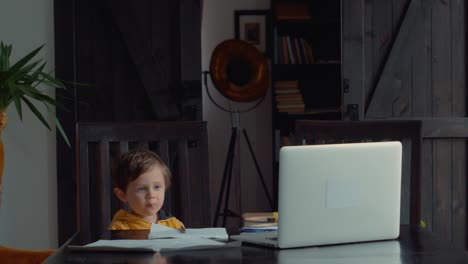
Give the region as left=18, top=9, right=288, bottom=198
left=231, top=141, right=402, bottom=248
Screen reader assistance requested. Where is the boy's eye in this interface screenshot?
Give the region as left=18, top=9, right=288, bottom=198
left=153, top=185, right=162, bottom=190
left=137, top=187, right=146, bottom=191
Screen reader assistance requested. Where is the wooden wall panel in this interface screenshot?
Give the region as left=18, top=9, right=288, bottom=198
left=372, top=0, right=393, bottom=89
left=391, top=0, right=412, bottom=118
left=450, top=0, right=466, bottom=248
left=421, top=141, right=434, bottom=231
left=392, top=0, right=407, bottom=29
left=453, top=140, right=467, bottom=247
left=352, top=0, right=466, bottom=248
left=432, top=0, right=454, bottom=242
left=412, top=0, right=432, bottom=118
left=365, top=0, right=421, bottom=117
left=412, top=0, right=434, bottom=233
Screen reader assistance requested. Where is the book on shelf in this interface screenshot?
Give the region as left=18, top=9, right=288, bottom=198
left=273, top=79, right=305, bottom=113
left=293, top=38, right=303, bottom=64
left=280, top=36, right=289, bottom=64
left=274, top=89, right=301, bottom=95
left=275, top=93, right=303, bottom=99
left=276, top=101, right=305, bottom=112
left=285, top=36, right=295, bottom=64
left=275, top=2, right=312, bottom=20
left=276, top=99, right=304, bottom=105
left=276, top=36, right=314, bottom=64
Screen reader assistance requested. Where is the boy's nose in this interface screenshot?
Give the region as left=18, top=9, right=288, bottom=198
left=148, top=191, right=158, bottom=199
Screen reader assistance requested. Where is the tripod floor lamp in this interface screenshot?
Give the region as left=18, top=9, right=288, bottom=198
left=203, top=39, right=274, bottom=227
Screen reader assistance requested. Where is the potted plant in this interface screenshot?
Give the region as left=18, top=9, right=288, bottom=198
left=0, top=42, right=69, bottom=204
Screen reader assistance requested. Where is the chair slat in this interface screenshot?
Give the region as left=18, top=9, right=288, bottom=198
left=78, top=134, right=90, bottom=244
left=99, top=141, right=111, bottom=236
left=178, top=139, right=191, bottom=224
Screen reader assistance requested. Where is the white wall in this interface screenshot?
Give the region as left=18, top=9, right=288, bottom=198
left=0, top=0, right=57, bottom=249
left=202, top=0, right=273, bottom=222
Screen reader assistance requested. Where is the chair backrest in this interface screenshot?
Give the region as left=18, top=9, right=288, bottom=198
left=294, top=120, right=422, bottom=226
left=76, top=121, right=211, bottom=244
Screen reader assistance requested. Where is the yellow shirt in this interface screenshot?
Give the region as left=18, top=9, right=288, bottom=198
left=108, top=209, right=185, bottom=230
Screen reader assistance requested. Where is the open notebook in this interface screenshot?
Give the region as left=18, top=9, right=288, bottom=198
left=231, top=141, right=402, bottom=248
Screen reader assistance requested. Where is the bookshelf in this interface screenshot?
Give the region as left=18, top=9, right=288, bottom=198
left=270, top=0, right=342, bottom=204
left=271, top=0, right=342, bottom=140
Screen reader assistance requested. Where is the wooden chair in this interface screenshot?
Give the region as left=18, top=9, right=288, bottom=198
left=0, top=246, right=54, bottom=264
left=76, top=121, right=211, bottom=244
left=294, top=120, right=422, bottom=226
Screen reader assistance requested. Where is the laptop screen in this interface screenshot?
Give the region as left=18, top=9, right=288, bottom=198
left=277, top=141, right=402, bottom=248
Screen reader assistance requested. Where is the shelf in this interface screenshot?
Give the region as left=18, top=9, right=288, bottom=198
left=276, top=107, right=341, bottom=116
left=275, top=18, right=340, bottom=26
left=274, top=110, right=342, bottom=134
left=271, top=0, right=342, bottom=133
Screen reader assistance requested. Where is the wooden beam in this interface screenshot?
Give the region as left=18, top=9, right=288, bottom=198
left=370, top=117, right=468, bottom=138
left=342, top=0, right=364, bottom=119
left=421, top=118, right=468, bottom=138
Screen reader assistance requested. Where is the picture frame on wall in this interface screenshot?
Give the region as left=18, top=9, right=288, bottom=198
left=235, top=10, right=271, bottom=56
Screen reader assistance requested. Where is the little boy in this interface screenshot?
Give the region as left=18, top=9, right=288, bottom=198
left=108, top=149, right=184, bottom=230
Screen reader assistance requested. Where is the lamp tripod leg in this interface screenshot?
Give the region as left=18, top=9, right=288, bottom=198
left=242, top=129, right=275, bottom=210
left=222, top=150, right=236, bottom=227
left=213, top=127, right=238, bottom=227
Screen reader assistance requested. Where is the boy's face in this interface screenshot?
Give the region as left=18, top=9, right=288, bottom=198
left=114, top=165, right=166, bottom=223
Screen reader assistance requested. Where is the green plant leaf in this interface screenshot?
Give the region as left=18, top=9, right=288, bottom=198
left=13, top=96, right=22, bottom=120
left=39, top=72, right=65, bottom=88
left=0, top=42, right=12, bottom=71
left=20, top=95, right=51, bottom=130
left=0, top=42, right=71, bottom=148
left=7, top=60, right=42, bottom=84
left=27, top=62, right=47, bottom=86
left=20, top=86, right=65, bottom=109
left=54, top=116, right=70, bottom=147
left=8, top=44, right=44, bottom=75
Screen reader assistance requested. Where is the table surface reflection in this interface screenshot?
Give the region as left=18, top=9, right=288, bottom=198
left=54, top=225, right=467, bottom=264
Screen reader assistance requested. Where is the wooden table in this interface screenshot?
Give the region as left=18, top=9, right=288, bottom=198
left=48, top=225, right=467, bottom=264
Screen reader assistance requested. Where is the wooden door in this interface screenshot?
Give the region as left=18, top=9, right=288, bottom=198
left=54, top=0, right=203, bottom=244
left=343, top=0, right=467, bottom=249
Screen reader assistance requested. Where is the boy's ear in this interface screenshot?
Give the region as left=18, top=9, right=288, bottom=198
left=114, top=188, right=127, bottom=203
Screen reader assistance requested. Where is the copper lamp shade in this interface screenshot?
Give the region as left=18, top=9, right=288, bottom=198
left=209, top=39, right=270, bottom=102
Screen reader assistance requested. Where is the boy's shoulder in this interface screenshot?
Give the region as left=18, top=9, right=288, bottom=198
left=109, top=209, right=151, bottom=230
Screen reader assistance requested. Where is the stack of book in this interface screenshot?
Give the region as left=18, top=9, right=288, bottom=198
left=274, top=80, right=305, bottom=113
left=242, top=212, right=278, bottom=232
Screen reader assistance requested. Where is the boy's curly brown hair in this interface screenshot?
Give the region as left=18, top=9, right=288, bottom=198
left=112, top=149, right=171, bottom=191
